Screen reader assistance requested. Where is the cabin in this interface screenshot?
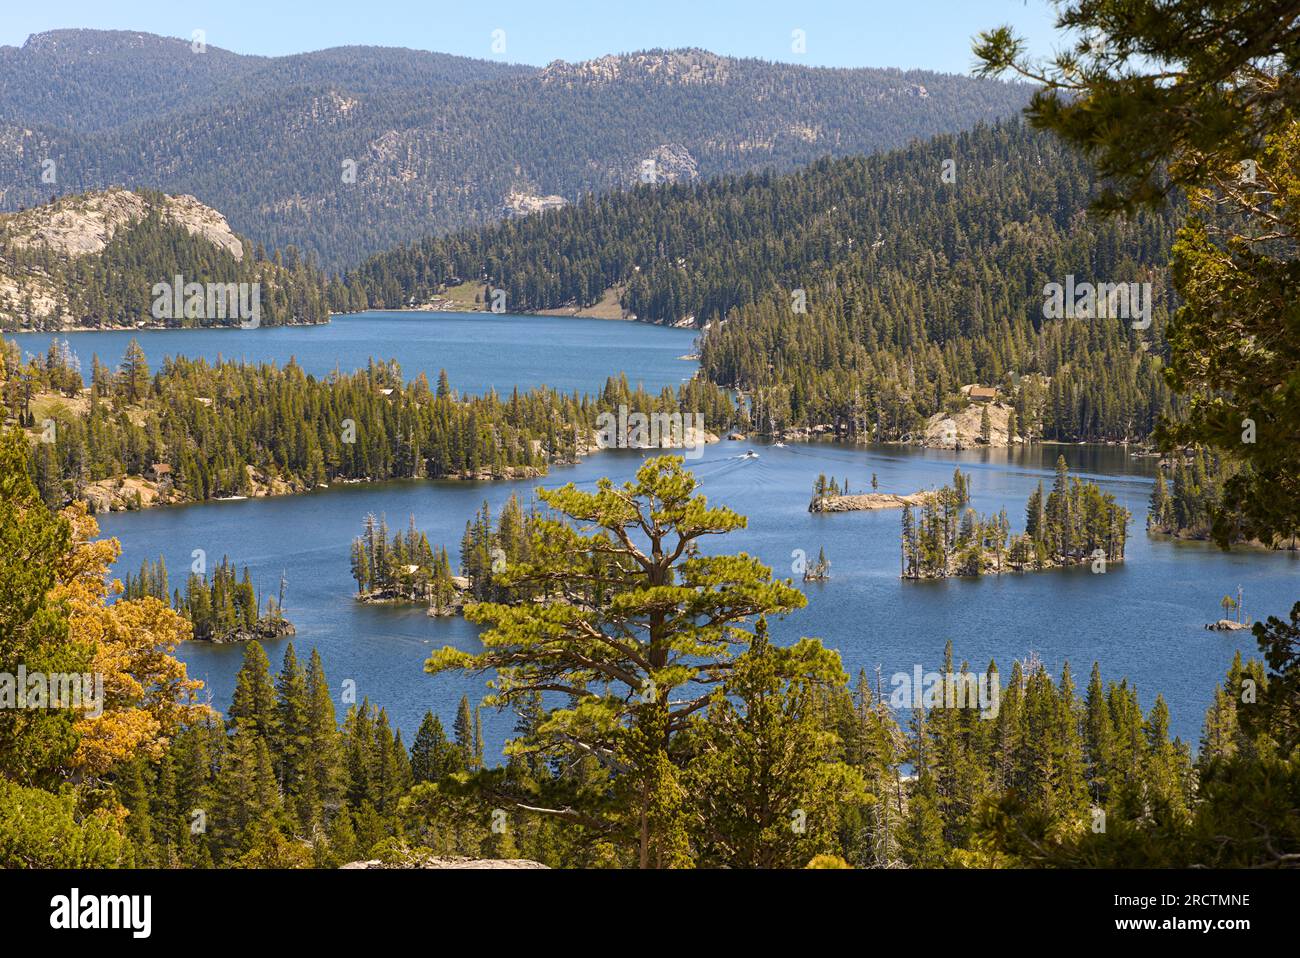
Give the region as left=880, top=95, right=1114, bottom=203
left=969, top=386, right=998, bottom=403
left=147, top=463, right=172, bottom=482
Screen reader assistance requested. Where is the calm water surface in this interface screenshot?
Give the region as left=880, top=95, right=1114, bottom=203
left=21, top=312, right=1295, bottom=757
left=10, top=310, right=699, bottom=397
left=99, top=441, right=1300, bottom=759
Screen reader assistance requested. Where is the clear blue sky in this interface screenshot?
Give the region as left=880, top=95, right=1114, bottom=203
left=1, top=0, right=1063, bottom=74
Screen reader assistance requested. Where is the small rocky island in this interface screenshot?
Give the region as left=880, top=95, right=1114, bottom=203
left=349, top=496, right=537, bottom=617
left=899, top=460, right=1130, bottom=579
left=809, top=473, right=935, bottom=513
left=803, top=547, right=831, bottom=581
left=1205, top=590, right=1252, bottom=630
left=811, top=491, right=936, bottom=513
left=1206, top=619, right=1251, bottom=632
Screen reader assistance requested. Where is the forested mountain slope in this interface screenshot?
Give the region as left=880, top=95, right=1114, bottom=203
left=346, top=121, right=1181, bottom=441
left=0, top=188, right=330, bottom=329
left=0, top=31, right=1030, bottom=269
left=0, top=29, right=530, bottom=134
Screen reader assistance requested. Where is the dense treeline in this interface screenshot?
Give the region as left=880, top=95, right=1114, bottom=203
left=901, top=458, right=1129, bottom=578
left=0, top=189, right=331, bottom=330
left=106, top=641, right=513, bottom=867
left=1143, top=447, right=1289, bottom=550
left=345, top=121, right=1180, bottom=442
left=1146, top=449, right=1299, bottom=549
left=1148, top=448, right=1222, bottom=540
left=346, top=121, right=1135, bottom=323
left=93, top=632, right=1300, bottom=868
left=124, top=555, right=291, bottom=642
left=1, top=336, right=738, bottom=507
left=695, top=122, right=1181, bottom=442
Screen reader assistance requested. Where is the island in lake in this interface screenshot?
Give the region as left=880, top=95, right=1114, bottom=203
left=898, top=459, right=1130, bottom=579
left=349, top=495, right=538, bottom=617
left=123, top=555, right=295, bottom=643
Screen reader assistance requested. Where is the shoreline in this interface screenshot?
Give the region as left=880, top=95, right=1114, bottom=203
left=73, top=437, right=1187, bottom=521
left=332, top=304, right=644, bottom=323
left=4, top=308, right=667, bottom=335
left=6, top=319, right=331, bottom=334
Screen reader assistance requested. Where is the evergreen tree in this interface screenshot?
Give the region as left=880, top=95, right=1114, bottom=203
left=410, top=711, right=458, bottom=783
left=428, top=456, right=809, bottom=867
left=228, top=642, right=279, bottom=741
left=274, top=644, right=311, bottom=811
left=683, top=618, right=867, bottom=868
left=453, top=695, right=477, bottom=772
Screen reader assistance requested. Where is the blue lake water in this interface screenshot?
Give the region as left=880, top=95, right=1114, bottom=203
left=10, top=310, right=700, bottom=397
left=16, top=313, right=1298, bottom=757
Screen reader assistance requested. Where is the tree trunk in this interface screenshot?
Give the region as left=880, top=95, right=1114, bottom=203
left=639, top=781, right=650, bottom=869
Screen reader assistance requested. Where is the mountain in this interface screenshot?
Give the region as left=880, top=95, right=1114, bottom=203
left=0, top=29, right=529, bottom=134
left=0, top=30, right=1031, bottom=270
left=0, top=188, right=329, bottom=329
left=342, top=120, right=1182, bottom=443
left=345, top=118, right=1178, bottom=325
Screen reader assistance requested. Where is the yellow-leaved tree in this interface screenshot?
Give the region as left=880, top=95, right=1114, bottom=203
left=53, top=502, right=210, bottom=778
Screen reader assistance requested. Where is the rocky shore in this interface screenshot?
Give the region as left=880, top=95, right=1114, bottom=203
left=1205, top=619, right=1251, bottom=632
left=72, top=435, right=712, bottom=516
left=356, top=575, right=472, bottom=618
left=342, top=856, right=547, bottom=869
left=80, top=463, right=314, bottom=513
left=200, top=616, right=296, bottom=645
left=810, top=491, right=935, bottom=513
left=918, top=401, right=1020, bottom=450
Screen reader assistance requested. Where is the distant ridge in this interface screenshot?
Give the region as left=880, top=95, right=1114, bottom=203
left=0, top=29, right=1031, bottom=271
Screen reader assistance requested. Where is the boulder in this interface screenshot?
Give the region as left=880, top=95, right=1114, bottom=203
left=920, top=401, right=1019, bottom=449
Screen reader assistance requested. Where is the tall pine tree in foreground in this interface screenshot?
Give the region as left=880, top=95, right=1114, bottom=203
left=427, top=455, right=810, bottom=868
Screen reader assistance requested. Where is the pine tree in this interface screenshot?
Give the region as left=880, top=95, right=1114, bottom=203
left=119, top=338, right=151, bottom=403
left=682, top=617, right=867, bottom=868
left=300, top=648, right=343, bottom=823
left=429, top=456, right=810, bottom=867
left=1083, top=663, right=1115, bottom=807
left=274, top=644, right=311, bottom=813
left=901, top=754, right=947, bottom=865
left=211, top=726, right=282, bottom=863
left=1054, top=662, right=1089, bottom=822
left=410, top=711, right=457, bottom=783
left=228, top=641, right=279, bottom=740
left=1142, top=695, right=1191, bottom=821
left=453, top=695, right=476, bottom=772
left=1025, top=481, right=1045, bottom=540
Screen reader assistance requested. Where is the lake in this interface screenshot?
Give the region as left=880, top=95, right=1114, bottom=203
left=20, top=313, right=1299, bottom=757
left=10, top=310, right=700, bottom=397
